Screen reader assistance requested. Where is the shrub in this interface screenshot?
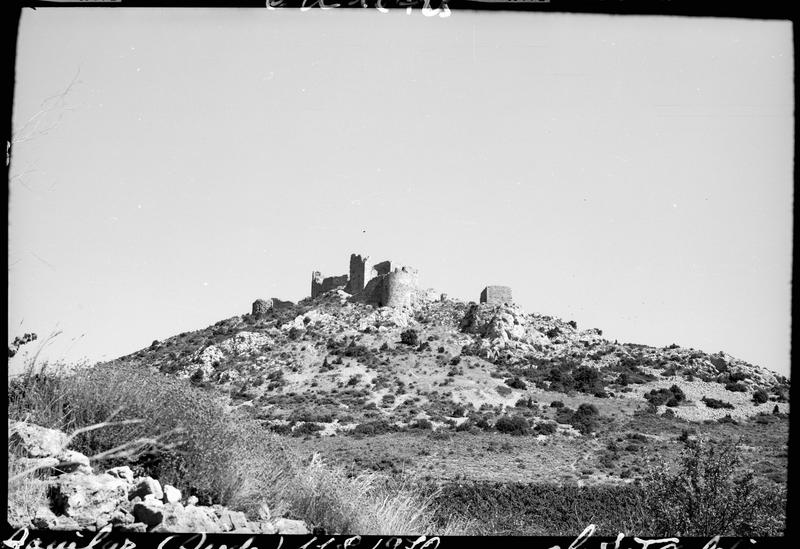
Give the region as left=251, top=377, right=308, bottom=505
left=495, top=415, right=529, bottom=436
left=725, top=381, right=747, bottom=392
left=455, top=420, right=475, bottom=432
left=534, top=421, right=557, bottom=435
left=644, top=384, right=685, bottom=407
left=702, top=396, right=734, bottom=410
left=505, top=377, right=527, bottom=390
left=638, top=439, right=786, bottom=536
left=353, top=420, right=395, bottom=436
left=409, top=418, right=433, bottom=430
left=550, top=400, right=565, bottom=408
left=569, top=403, right=600, bottom=435
left=293, top=422, right=324, bottom=437
left=751, top=388, right=769, bottom=404
left=573, top=365, right=602, bottom=394
left=400, top=329, right=419, bottom=346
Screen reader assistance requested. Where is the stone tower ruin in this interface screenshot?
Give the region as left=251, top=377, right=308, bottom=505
left=480, top=285, right=513, bottom=305
left=345, top=254, right=369, bottom=294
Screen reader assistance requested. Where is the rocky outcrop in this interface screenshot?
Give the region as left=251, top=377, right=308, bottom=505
left=49, top=473, right=129, bottom=529
left=9, top=421, right=93, bottom=476
left=9, top=421, right=311, bottom=534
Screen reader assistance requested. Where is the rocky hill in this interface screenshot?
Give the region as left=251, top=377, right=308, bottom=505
left=11, top=257, right=789, bottom=535
left=112, top=285, right=790, bottom=439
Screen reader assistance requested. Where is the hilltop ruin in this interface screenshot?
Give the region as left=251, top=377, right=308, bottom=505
left=480, top=285, right=513, bottom=306
left=253, top=253, right=513, bottom=312
left=310, top=253, right=420, bottom=308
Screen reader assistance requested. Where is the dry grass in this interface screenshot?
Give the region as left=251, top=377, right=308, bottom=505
left=7, top=353, right=472, bottom=534
left=7, top=449, right=51, bottom=528
left=285, top=452, right=476, bottom=534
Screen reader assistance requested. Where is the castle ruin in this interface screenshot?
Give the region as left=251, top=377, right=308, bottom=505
left=311, top=271, right=349, bottom=299
left=480, top=285, right=513, bottom=306
left=308, top=254, right=421, bottom=308
left=253, top=253, right=514, bottom=311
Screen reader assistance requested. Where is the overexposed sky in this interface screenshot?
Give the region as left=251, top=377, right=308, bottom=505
left=8, top=9, right=793, bottom=376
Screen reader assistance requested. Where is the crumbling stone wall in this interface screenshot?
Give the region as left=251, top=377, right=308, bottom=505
left=345, top=254, right=369, bottom=294
left=371, top=260, right=391, bottom=278
left=252, top=299, right=272, bottom=315
left=271, top=298, right=294, bottom=310
left=480, top=285, right=513, bottom=305
left=311, top=271, right=349, bottom=299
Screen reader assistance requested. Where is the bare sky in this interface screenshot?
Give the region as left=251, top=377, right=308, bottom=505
left=8, top=9, right=793, bottom=376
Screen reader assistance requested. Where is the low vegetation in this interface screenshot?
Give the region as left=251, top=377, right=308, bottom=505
left=7, top=354, right=472, bottom=534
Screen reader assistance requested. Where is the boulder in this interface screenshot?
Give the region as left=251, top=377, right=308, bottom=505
left=49, top=473, right=128, bottom=530
left=151, top=503, right=221, bottom=533
left=9, top=421, right=68, bottom=458
left=31, top=506, right=58, bottom=529
left=272, top=518, right=310, bottom=535
left=133, top=499, right=165, bottom=527
left=163, top=484, right=182, bottom=504
left=106, top=466, right=134, bottom=484
left=129, top=477, right=163, bottom=501
left=258, top=521, right=278, bottom=534
left=218, top=508, right=249, bottom=532
left=108, top=509, right=135, bottom=526
left=119, top=523, right=148, bottom=533
left=51, top=516, right=82, bottom=531
left=56, top=449, right=93, bottom=475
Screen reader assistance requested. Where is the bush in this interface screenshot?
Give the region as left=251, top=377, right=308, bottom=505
left=725, top=381, right=747, bottom=392
left=752, top=388, right=769, bottom=404
left=353, top=420, right=395, bottom=436
left=400, top=330, right=419, bottom=346
left=534, top=421, right=557, bottom=435
left=573, top=365, right=602, bottom=394
left=550, top=400, right=564, bottom=408
left=409, top=418, right=432, bottom=430
left=495, top=415, right=529, bottom=436
left=644, top=384, right=686, bottom=407
left=702, top=396, right=734, bottom=410
left=293, top=422, right=324, bottom=437
left=570, top=403, right=600, bottom=435
left=638, top=439, right=786, bottom=536
left=505, top=377, right=527, bottom=390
